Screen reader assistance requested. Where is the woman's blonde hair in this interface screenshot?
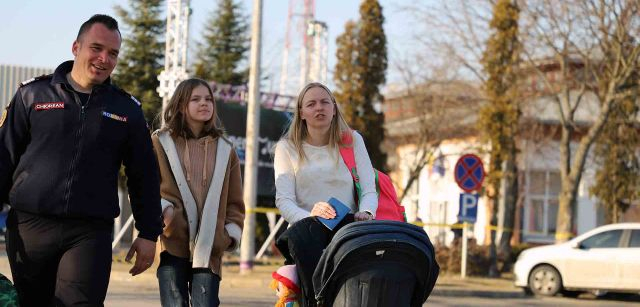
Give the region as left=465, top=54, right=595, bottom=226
left=283, top=82, right=350, bottom=162
left=161, top=78, right=224, bottom=138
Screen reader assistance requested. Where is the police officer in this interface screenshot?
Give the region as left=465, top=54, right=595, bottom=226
left=0, top=14, right=162, bottom=306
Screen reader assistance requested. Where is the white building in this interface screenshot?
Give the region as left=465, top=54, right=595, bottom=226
left=384, top=77, right=639, bottom=246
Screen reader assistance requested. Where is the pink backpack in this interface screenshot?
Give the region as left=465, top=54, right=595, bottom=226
left=339, top=131, right=406, bottom=222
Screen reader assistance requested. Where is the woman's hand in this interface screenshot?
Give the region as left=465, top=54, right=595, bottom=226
left=163, top=206, right=175, bottom=227
left=310, top=202, right=336, bottom=219
left=354, top=211, right=374, bottom=221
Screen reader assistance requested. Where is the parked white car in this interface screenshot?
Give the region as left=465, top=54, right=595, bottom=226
left=514, top=223, right=640, bottom=296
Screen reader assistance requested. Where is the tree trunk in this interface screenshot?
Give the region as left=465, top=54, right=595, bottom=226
left=484, top=148, right=500, bottom=277
left=555, top=85, right=614, bottom=242
left=557, top=175, right=577, bottom=241
left=488, top=195, right=500, bottom=277
left=498, top=148, right=518, bottom=272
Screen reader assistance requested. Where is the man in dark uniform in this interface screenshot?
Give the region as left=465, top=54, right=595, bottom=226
left=0, top=14, right=162, bottom=306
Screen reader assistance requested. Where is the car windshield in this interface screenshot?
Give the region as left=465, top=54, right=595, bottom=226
left=579, top=229, right=622, bottom=249
left=629, top=230, right=640, bottom=248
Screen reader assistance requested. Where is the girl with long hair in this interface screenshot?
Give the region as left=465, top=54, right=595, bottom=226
left=151, top=78, right=245, bottom=307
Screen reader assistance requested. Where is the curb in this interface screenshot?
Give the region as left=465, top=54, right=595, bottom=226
left=431, top=288, right=525, bottom=299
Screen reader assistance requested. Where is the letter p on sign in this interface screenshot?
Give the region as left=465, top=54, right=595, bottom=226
left=458, top=193, right=478, bottom=223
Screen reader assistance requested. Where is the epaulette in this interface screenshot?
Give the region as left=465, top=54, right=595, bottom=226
left=19, top=74, right=52, bottom=87
left=130, top=95, right=142, bottom=106
left=113, top=86, right=142, bottom=107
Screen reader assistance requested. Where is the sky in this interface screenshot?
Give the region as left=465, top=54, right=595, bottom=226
left=0, top=0, right=418, bottom=94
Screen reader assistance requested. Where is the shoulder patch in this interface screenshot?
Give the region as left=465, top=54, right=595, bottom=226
left=130, top=95, right=141, bottom=106
left=112, top=86, right=142, bottom=107
left=19, top=74, right=52, bottom=87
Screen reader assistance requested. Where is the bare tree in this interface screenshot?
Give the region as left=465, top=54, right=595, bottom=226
left=389, top=0, right=492, bottom=206
left=519, top=0, right=640, bottom=242
left=401, top=0, right=494, bottom=81
left=400, top=0, right=523, bottom=275
left=385, top=65, right=482, bottom=206
left=404, top=0, right=640, bottom=245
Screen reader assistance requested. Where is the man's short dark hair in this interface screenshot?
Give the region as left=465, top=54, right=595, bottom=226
left=76, top=14, right=121, bottom=41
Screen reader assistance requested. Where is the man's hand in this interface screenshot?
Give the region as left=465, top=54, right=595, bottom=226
left=125, top=237, right=156, bottom=276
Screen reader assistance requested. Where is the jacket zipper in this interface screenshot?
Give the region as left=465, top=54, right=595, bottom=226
left=63, top=89, right=92, bottom=214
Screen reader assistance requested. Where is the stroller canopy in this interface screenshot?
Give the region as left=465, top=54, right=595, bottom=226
left=313, top=221, right=439, bottom=307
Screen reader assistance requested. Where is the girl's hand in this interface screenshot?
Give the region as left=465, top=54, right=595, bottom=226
left=163, top=206, right=175, bottom=227
left=310, top=202, right=336, bottom=219
left=354, top=211, right=374, bottom=221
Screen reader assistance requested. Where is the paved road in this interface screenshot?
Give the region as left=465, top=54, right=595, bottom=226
left=1, top=252, right=637, bottom=307
left=105, top=278, right=640, bottom=307
left=427, top=295, right=640, bottom=307
left=106, top=280, right=275, bottom=307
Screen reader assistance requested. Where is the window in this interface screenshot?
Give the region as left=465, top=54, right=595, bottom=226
left=629, top=230, right=640, bottom=248
left=524, top=170, right=560, bottom=241
left=580, top=230, right=623, bottom=249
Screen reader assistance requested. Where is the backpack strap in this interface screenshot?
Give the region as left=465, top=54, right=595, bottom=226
left=339, top=130, right=363, bottom=205
left=339, top=131, right=357, bottom=181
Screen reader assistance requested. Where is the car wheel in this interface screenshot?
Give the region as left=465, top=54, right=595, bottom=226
left=528, top=265, right=562, bottom=296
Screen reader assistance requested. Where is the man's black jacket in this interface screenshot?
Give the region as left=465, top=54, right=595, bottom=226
left=0, top=61, right=162, bottom=241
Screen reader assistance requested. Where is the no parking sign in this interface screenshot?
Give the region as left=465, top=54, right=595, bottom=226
left=454, top=154, right=485, bottom=223
left=453, top=154, right=485, bottom=278
left=454, top=154, right=485, bottom=193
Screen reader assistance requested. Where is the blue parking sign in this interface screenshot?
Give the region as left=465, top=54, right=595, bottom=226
left=458, top=193, right=478, bottom=223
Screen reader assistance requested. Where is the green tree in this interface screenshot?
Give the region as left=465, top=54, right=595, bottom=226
left=113, top=0, right=165, bottom=127
left=590, top=96, right=640, bottom=223
left=193, top=0, right=249, bottom=85
left=334, top=21, right=362, bottom=130
left=334, top=0, right=388, bottom=170
left=479, top=0, right=521, bottom=276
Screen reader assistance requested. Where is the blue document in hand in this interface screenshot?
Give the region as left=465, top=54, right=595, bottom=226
left=317, top=197, right=351, bottom=231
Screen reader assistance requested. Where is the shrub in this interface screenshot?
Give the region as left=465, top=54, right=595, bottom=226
left=435, top=238, right=491, bottom=276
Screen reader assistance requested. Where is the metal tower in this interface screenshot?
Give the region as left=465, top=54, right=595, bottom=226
left=307, top=20, right=328, bottom=87
left=157, top=0, right=191, bottom=111
left=278, top=0, right=328, bottom=96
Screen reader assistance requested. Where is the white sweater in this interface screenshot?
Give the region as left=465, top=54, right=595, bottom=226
left=274, top=131, right=378, bottom=224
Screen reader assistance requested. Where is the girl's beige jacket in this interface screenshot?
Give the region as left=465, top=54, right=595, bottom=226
left=152, top=131, right=245, bottom=276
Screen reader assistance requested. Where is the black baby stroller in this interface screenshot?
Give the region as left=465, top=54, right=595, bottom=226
left=276, top=218, right=439, bottom=307
left=313, top=221, right=439, bottom=307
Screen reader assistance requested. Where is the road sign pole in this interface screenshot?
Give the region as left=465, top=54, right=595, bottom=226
left=461, top=222, right=468, bottom=279
left=454, top=154, right=483, bottom=280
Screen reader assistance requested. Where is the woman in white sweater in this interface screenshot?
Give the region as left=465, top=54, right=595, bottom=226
left=274, top=82, right=378, bottom=225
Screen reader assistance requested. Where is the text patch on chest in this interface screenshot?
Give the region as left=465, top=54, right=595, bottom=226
left=34, top=102, right=65, bottom=111
left=102, top=111, right=128, bottom=123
